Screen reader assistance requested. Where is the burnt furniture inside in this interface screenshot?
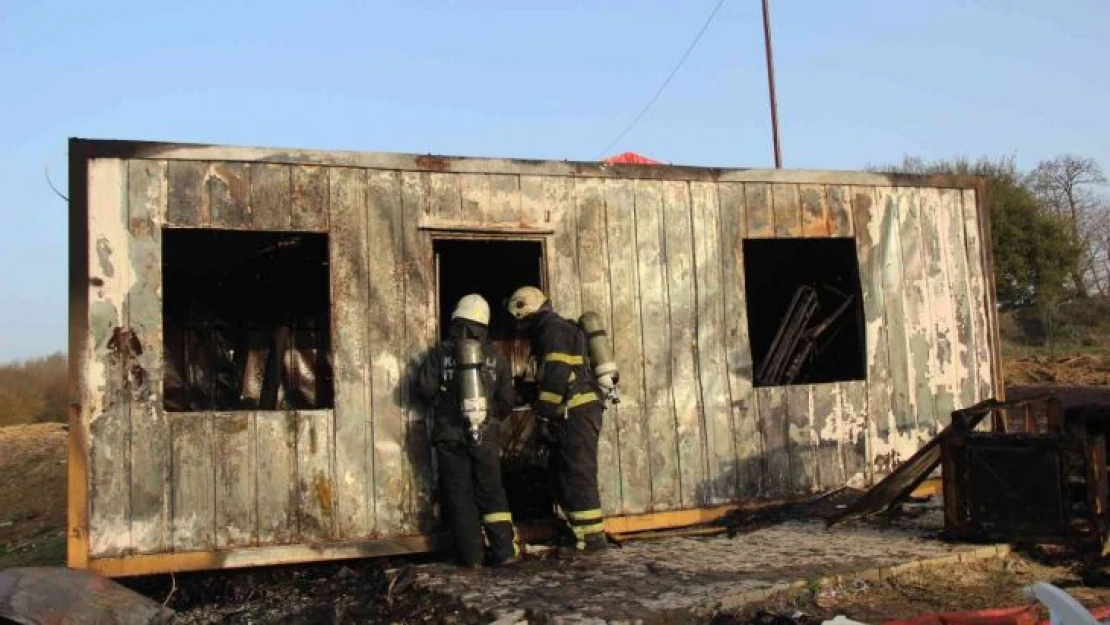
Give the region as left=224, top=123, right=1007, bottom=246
left=162, top=229, right=333, bottom=412
left=743, top=237, right=866, bottom=387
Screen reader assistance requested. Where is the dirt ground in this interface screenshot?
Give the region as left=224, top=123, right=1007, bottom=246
left=712, top=548, right=1110, bottom=624
left=0, top=422, right=67, bottom=569
left=5, top=379, right=1110, bottom=623
left=1003, top=351, right=1110, bottom=386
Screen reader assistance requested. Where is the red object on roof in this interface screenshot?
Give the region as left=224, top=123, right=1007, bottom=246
left=603, top=152, right=662, bottom=165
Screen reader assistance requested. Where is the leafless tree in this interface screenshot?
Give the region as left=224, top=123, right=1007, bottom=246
left=1029, top=155, right=1108, bottom=296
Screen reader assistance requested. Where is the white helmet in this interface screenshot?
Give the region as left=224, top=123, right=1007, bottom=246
left=452, top=294, right=490, bottom=326
left=506, top=286, right=547, bottom=320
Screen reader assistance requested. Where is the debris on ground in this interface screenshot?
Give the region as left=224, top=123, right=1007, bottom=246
left=1004, top=353, right=1110, bottom=387
left=120, top=557, right=481, bottom=624
left=0, top=567, right=175, bottom=625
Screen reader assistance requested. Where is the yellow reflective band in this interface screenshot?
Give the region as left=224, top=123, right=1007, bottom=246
left=566, top=508, right=603, bottom=522
left=567, top=392, right=599, bottom=408
left=570, top=521, right=606, bottom=537
left=538, top=391, right=563, bottom=405
left=482, top=512, right=513, bottom=524
left=545, top=352, right=584, bottom=365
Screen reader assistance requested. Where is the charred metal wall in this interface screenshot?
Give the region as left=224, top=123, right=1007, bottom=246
left=68, top=139, right=1001, bottom=574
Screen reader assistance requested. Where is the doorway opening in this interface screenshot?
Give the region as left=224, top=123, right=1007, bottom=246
left=433, top=238, right=554, bottom=521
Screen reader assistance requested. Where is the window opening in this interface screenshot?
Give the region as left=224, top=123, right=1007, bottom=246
left=742, top=237, right=866, bottom=387
left=162, top=230, right=334, bottom=411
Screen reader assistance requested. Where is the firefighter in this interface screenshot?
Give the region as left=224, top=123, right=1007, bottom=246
left=415, top=294, right=519, bottom=568
left=506, top=286, right=608, bottom=556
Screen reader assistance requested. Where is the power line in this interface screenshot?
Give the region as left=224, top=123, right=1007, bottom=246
left=596, top=0, right=729, bottom=160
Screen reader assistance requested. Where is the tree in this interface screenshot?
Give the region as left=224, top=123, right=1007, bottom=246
left=1028, top=155, right=1108, bottom=295
left=874, top=156, right=1080, bottom=310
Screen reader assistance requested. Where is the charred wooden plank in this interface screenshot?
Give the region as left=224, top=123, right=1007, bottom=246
left=898, top=188, right=935, bottom=440
left=577, top=177, right=621, bottom=513
left=291, top=165, right=329, bottom=231
left=215, top=413, right=256, bottom=548
left=746, top=183, right=773, bottom=238
left=604, top=178, right=650, bottom=514
left=87, top=158, right=131, bottom=557
left=962, top=189, right=995, bottom=402
left=369, top=170, right=407, bottom=535
left=126, top=159, right=170, bottom=554
left=827, top=185, right=853, bottom=237
left=812, top=383, right=843, bottom=490
left=920, top=188, right=958, bottom=435
left=691, top=181, right=735, bottom=503
left=296, top=410, right=334, bottom=540
left=634, top=179, right=680, bottom=510
left=772, top=184, right=801, bottom=238
left=171, top=413, right=214, bottom=551
left=489, top=174, right=521, bottom=224
left=329, top=166, right=371, bottom=538
left=719, top=182, right=762, bottom=498
left=852, top=187, right=892, bottom=482
left=166, top=160, right=208, bottom=227
left=663, top=180, right=705, bottom=508
left=758, top=387, right=790, bottom=498
left=207, top=162, right=249, bottom=229
left=800, top=184, right=830, bottom=237
left=255, top=412, right=297, bottom=544
left=875, top=187, right=914, bottom=448
left=545, top=176, right=582, bottom=318
left=249, top=164, right=291, bottom=230
left=840, top=381, right=869, bottom=486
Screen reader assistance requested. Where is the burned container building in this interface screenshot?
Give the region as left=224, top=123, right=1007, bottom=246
left=68, top=138, right=1002, bottom=576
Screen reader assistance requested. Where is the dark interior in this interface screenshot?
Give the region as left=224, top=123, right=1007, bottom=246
left=434, top=238, right=555, bottom=521
left=162, top=229, right=334, bottom=412
left=742, top=237, right=866, bottom=387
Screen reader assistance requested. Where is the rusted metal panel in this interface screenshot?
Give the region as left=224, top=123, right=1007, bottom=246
left=799, top=184, right=830, bottom=237
left=851, top=186, right=891, bottom=483
left=771, top=183, right=801, bottom=238
left=214, top=412, right=257, bottom=548
left=207, top=162, right=249, bottom=229
left=87, top=158, right=132, bottom=558
left=757, top=386, right=789, bottom=497
left=329, top=166, right=372, bottom=538
left=691, top=181, right=735, bottom=504
left=718, top=182, right=762, bottom=499
left=634, top=179, right=680, bottom=510
left=170, top=413, right=214, bottom=551
left=255, top=412, right=297, bottom=545
left=125, top=159, right=170, bottom=555
left=576, top=177, right=622, bottom=513
left=291, top=165, right=329, bottom=231
left=249, top=163, right=292, bottom=230
left=400, top=172, right=437, bottom=534
left=663, top=180, right=704, bottom=509
left=603, top=178, right=650, bottom=514
left=296, top=410, right=334, bottom=540
left=897, top=188, right=937, bottom=442
left=369, top=170, right=407, bottom=535
left=920, top=188, right=959, bottom=434
left=962, top=189, right=995, bottom=403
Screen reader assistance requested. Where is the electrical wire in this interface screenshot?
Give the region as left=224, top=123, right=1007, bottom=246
left=596, top=0, right=729, bottom=160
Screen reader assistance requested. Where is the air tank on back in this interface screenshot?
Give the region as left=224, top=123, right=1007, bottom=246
left=455, top=339, right=487, bottom=441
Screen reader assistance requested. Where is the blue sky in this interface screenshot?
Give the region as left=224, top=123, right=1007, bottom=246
left=2, top=0, right=1108, bottom=361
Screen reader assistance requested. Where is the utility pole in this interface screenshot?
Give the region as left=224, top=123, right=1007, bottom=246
left=762, top=0, right=782, bottom=169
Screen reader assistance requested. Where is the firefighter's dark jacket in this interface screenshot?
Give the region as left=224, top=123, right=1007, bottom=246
left=415, top=319, right=515, bottom=442
left=526, top=308, right=601, bottom=419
